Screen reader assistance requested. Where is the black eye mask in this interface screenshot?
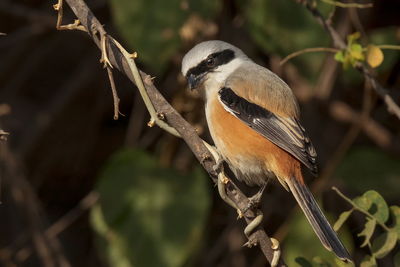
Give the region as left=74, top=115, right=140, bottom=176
left=186, top=49, right=235, bottom=78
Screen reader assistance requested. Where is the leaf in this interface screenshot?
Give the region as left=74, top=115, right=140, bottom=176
left=349, top=43, right=364, bottom=61
left=109, top=0, right=220, bottom=74
left=347, top=32, right=361, bottom=44
left=91, top=149, right=211, bottom=267
left=372, top=230, right=398, bottom=259
left=360, top=255, right=377, bottom=267
left=390, top=206, right=400, bottom=239
left=334, top=210, right=353, bottom=231
left=366, top=45, right=384, bottom=68
left=334, top=51, right=345, bottom=63
left=357, top=218, right=376, bottom=247
left=353, top=190, right=389, bottom=224
left=295, top=257, right=314, bottom=267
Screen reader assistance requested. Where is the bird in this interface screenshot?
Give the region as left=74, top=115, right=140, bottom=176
left=181, top=40, right=351, bottom=262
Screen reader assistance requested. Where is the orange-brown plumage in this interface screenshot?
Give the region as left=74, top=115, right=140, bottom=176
left=207, top=96, right=304, bottom=187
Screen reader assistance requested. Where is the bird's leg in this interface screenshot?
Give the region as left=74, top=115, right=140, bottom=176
left=242, top=183, right=268, bottom=247
left=243, top=183, right=267, bottom=213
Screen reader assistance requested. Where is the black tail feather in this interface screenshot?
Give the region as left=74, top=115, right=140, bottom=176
left=287, top=177, right=352, bottom=262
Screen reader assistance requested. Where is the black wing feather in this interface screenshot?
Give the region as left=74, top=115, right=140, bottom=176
left=218, top=87, right=318, bottom=175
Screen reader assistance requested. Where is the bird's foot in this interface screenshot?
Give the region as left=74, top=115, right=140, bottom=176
left=244, top=183, right=267, bottom=213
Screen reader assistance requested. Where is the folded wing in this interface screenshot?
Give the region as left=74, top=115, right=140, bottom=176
left=218, top=87, right=318, bottom=175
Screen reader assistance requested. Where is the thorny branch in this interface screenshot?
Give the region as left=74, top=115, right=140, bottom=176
left=294, top=0, right=400, bottom=120
left=54, top=0, right=286, bottom=266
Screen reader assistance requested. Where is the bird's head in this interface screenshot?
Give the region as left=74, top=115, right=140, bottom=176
left=181, top=40, right=248, bottom=91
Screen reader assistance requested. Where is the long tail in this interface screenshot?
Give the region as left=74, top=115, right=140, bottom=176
left=286, top=177, right=352, bottom=262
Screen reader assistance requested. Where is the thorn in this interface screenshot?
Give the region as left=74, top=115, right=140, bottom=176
left=221, top=175, right=229, bottom=184
left=156, top=112, right=165, bottom=120
left=237, top=209, right=244, bottom=219
left=271, top=238, right=279, bottom=250
left=130, top=52, right=138, bottom=58
left=147, top=118, right=155, bottom=127
left=53, top=3, right=60, bottom=10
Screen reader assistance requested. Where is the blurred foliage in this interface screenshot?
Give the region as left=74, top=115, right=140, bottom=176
left=334, top=32, right=365, bottom=69
left=334, top=31, right=400, bottom=69
left=90, top=149, right=211, bottom=267
left=242, top=0, right=331, bottom=80
left=109, top=0, right=220, bottom=74
left=341, top=27, right=400, bottom=86
left=335, top=147, right=400, bottom=199
left=333, top=189, right=400, bottom=266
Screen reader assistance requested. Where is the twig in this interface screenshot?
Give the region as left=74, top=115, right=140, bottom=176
left=320, top=0, right=373, bottom=9
left=11, top=191, right=99, bottom=261
left=106, top=67, right=121, bottom=120
left=280, top=47, right=339, bottom=65
left=53, top=0, right=86, bottom=31
left=294, top=0, right=400, bottom=120
left=56, top=0, right=286, bottom=265
left=376, top=45, right=400, bottom=50
left=110, top=38, right=180, bottom=137
left=330, top=101, right=392, bottom=148
left=0, top=139, right=71, bottom=267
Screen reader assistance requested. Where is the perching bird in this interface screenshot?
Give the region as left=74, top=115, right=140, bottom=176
left=181, top=40, right=351, bottom=262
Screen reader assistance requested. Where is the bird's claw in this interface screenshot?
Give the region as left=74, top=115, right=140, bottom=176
left=243, top=183, right=267, bottom=213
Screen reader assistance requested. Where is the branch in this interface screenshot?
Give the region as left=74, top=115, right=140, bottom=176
left=294, top=0, right=400, bottom=120
left=56, top=0, right=286, bottom=265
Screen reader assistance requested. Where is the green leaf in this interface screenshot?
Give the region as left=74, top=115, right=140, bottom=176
left=360, top=255, right=377, bottom=267
left=109, top=0, right=220, bottom=74
left=334, top=210, right=352, bottom=231
left=390, top=206, right=400, bottom=239
left=357, top=218, right=376, bottom=247
left=295, top=257, right=314, bottom=267
left=354, top=191, right=389, bottom=224
left=91, top=149, right=211, bottom=267
left=335, top=147, right=400, bottom=199
left=334, top=51, right=345, bottom=63
left=347, top=32, right=361, bottom=44
left=372, top=230, right=398, bottom=259
left=349, top=43, right=364, bottom=61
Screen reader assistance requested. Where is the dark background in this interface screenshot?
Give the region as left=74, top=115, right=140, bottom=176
left=0, top=0, right=399, bottom=266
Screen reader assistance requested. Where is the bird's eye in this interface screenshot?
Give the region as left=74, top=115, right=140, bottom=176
left=206, top=57, right=215, bottom=67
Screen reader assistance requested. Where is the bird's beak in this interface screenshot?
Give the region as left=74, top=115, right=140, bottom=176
left=187, top=73, right=205, bottom=90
